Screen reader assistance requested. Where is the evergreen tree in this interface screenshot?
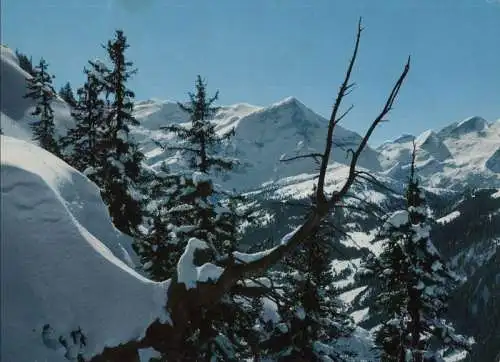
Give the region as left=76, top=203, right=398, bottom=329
left=262, top=216, right=354, bottom=361
left=24, top=58, right=60, bottom=155
left=98, top=30, right=145, bottom=235
left=15, top=49, right=35, bottom=76
left=134, top=76, right=261, bottom=360
left=364, top=152, right=473, bottom=361
left=61, top=67, right=107, bottom=176
left=59, top=82, right=77, bottom=107
left=164, top=75, right=236, bottom=174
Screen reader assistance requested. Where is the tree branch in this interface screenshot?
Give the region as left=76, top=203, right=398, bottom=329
left=280, top=152, right=324, bottom=164
left=316, top=18, right=363, bottom=208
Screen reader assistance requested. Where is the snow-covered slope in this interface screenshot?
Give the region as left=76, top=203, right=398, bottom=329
left=0, top=46, right=74, bottom=139
left=378, top=117, right=500, bottom=190
left=133, top=96, right=382, bottom=191
left=0, top=136, right=170, bottom=361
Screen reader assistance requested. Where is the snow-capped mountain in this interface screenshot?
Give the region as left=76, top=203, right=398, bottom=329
left=378, top=117, right=500, bottom=191
left=131, top=96, right=382, bottom=192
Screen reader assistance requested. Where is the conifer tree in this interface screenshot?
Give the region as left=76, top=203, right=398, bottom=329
left=61, top=67, right=107, bottom=176
left=134, top=76, right=260, bottom=360
left=15, top=49, right=35, bottom=76
left=58, top=82, right=77, bottom=108
left=164, top=75, right=236, bottom=174
left=24, top=58, right=60, bottom=155
left=98, top=30, right=144, bottom=235
left=262, top=216, right=354, bottom=361
left=364, top=149, right=473, bottom=362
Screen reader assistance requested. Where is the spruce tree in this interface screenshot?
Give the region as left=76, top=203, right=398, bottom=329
left=15, top=49, right=35, bottom=76
left=364, top=151, right=473, bottom=361
left=24, top=58, right=60, bottom=155
left=98, top=30, right=145, bottom=235
left=134, top=76, right=260, bottom=360
left=58, top=82, right=77, bottom=108
left=262, top=217, right=354, bottom=361
left=61, top=67, right=107, bottom=177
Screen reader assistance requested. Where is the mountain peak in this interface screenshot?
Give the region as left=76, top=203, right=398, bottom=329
left=437, top=116, right=489, bottom=139
left=270, top=96, right=306, bottom=110
left=415, top=129, right=452, bottom=161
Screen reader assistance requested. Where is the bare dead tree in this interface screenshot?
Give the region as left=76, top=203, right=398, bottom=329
left=91, top=18, right=410, bottom=361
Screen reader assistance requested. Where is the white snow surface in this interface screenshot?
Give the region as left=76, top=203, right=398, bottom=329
left=133, top=96, right=382, bottom=192
left=437, top=210, right=461, bottom=225
left=176, top=238, right=225, bottom=289
left=378, top=117, right=500, bottom=190
left=0, top=46, right=74, bottom=140
left=0, top=136, right=170, bottom=361
left=384, top=210, right=410, bottom=229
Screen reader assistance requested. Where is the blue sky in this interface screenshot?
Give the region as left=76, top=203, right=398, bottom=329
left=3, top=0, right=499, bottom=144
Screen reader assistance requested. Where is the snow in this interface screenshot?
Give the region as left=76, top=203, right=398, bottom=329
left=437, top=210, right=461, bottom=225
left=415, top=129, right=452, bottom=162
left=233, top=248, right=276, bottom=264
left=492, top=189, right=500, bottom=199
left=339, top=286, right=367, bottom=305
left=196, top=263, right=224, bottom=283
left=192, top=171, right=211, bottom=186
left=177, top=237, right=211, bottom=289
left=261, top=297, right=281, bottom=323
left=334, top=327, right=378, bottom=361
left=384, top=210, right=410, bottom=229
left=1, top=136, right=170, bottom=361
left=377, top=115, right=500, bottom=191
left=294, top=306, right=306, bottom=320
left=138, top=348, right=162, bottom=362
left=280, top=225, right=301, bottom=245
left=135, top=95, right=382, bottom=192
left=0, top=46, right=74, bottom=140
left=351, top=307, right=370, bottom=324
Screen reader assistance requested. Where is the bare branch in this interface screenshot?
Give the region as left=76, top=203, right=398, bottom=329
left=317, top=18, right=363, bottom=206
left=153, top=140, right=200, bottom=154
left=280, top=152, right=324, bottom=164
left=332, top=56, right=411, bottom=204
left=334, top=104, right=355, bottom=125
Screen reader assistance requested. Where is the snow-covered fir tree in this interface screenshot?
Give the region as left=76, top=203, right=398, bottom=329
left=15, top=49, right=35, bottom=76
left=60, top=67, right=107, bottom=175
left=24, top=58, right=60, bottom=155
left=363, top=151, right=473, bottom=362
left=97, top=30, right=145, bottom=235
left=58, top=82, right=77, bottom=108
left=261, top=214, right=354, bottom=361
left=134, top=76, right=262, bottom=360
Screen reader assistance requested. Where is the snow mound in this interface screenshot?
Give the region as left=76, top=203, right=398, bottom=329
left=1, top=136, right=169, bottom=361
left=1, top=136, right=137, bottom=265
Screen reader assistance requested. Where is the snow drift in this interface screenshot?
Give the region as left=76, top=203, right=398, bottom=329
left=0, top=136, right=170, bottom=361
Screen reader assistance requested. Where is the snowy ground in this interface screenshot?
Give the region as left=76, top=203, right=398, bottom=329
left=1, top=136, right=170, bottom=361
